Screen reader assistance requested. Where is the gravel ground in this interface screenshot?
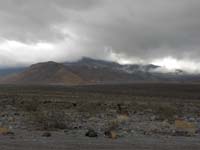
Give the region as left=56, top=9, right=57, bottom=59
left=0, top=84, right=200, bottom=150
left=0, top=130, right=200, bottom=150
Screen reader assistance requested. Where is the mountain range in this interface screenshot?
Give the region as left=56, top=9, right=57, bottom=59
left=0, top=57, right=199, bottom=85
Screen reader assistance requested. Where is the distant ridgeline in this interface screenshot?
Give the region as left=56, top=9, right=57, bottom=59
left=0, top=67, right=26, bottom=77
left=0, top=57, right=199, bottom=85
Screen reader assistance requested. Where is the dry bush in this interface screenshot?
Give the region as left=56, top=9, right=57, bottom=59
left=106, top=114, right=129, bottom=131
left=29, top=108, right=67, bottom=130
left=77, top=102, right=106, bottom=115
left=107, top=119, right=120, bottom=131
left=175, top=120, right=197, bottom=136
left=153, top=104, right=177, bottom=121
left=20, top=97, right=40, bottom=112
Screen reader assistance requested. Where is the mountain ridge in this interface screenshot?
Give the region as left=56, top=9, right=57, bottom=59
left=0, top=57, right=199, bottom=85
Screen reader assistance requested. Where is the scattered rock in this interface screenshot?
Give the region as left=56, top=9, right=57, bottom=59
left=5, top=131, right=15, bottom=136
left=9, top=136, right=15, bottom=139
left=42, top=132, right=52, bottom=137
left=144, top=109, right=153, bottom=113
left=197, top=119, right=200, bottom=133
left=173, top=131, right=190, bottom=137
left=85, top=129, right=98, bottom=137
left=137, top=112, right=145, bottom=115
left=118, top=131, right=129, bottom=137
left=72, top=103, right=77, bottom=107
left=187, top=117, right=196, bottom=122
left=14, top=112, right=20, bottom=116
left=196, top=129, right=200, bottom=134
left=64, top=129, right=69, bottom=134
left=150, top=115, right=156, bottom=121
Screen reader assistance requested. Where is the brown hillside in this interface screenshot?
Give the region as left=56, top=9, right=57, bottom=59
left=0, top=61, right=85, bottom=85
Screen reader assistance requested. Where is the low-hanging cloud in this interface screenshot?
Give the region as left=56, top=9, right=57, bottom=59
left=0, top=0, right=200, bottom=71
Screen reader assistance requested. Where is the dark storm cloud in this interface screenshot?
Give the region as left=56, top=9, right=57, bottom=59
left=74, top=0, right=200, bottom=61
left=0, top=0, right=100, bottom=42
left=0, top=0, right=200, bottom=69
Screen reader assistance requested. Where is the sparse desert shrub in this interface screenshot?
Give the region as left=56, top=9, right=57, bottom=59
left=21, top=97, right=40, bottom=112
left=128, top=101, right=150, bottom=113
left=30, top=108, right=67, bottom=130
left=107, top=119, right=120, bottom=131
left=106, top=114, right=129, bottom=131
left=104, top=115, right=129, bottom=139
left=117, top=114, right=129, bottom=123
left=153, top=104, right=177, bottom=121
left=175, top=119, right=197, bottom=136
left=77, top=102, right=106, bottom=115
left=105, top=130, right=118, bottom=139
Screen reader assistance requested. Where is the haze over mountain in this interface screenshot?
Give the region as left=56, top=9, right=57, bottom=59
left=0, top=57, right=199, bottom=85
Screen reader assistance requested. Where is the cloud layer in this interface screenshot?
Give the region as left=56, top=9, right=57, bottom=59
left=0, top=0, right=200, bottom=71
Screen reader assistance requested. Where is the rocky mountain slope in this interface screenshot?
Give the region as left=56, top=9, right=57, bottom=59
left=0, top=61, right=84, bottom=85
left=0, top=57, right=200, bottom=85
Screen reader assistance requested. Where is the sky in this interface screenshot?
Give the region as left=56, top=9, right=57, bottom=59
left=0, top=0, right=200, bottom=72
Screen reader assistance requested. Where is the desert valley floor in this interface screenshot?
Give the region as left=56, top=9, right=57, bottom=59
left=0, top=83, right=200, bottom=150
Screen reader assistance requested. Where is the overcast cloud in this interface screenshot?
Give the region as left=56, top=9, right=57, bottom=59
left=0, top=0, right=200, bottom=71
